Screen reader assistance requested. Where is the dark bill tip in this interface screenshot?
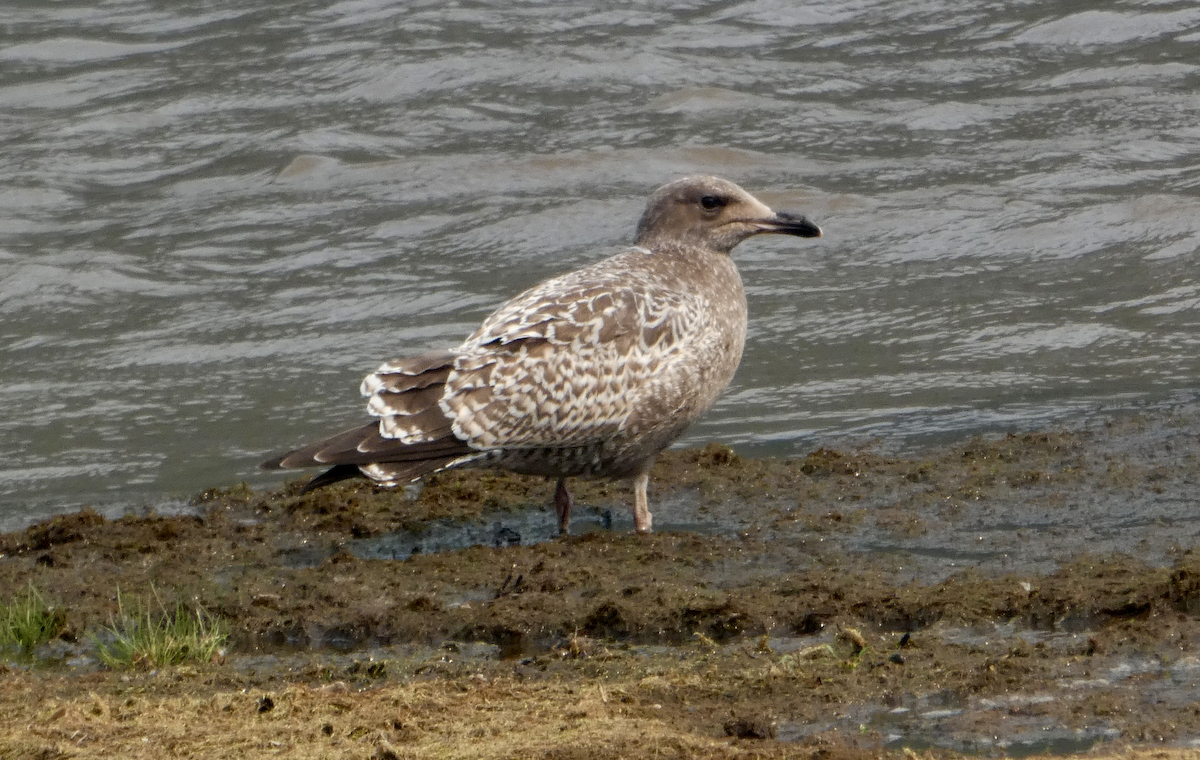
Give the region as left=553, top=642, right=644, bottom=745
left=759, top=211, right=822, bottom=238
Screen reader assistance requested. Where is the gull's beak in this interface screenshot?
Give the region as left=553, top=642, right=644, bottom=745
left=754, top=211, right=822, bottom=238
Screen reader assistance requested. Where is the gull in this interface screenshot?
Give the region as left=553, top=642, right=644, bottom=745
left=262, top=176, right=821, bottom=533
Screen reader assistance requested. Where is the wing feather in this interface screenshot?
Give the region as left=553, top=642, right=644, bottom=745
left=440, top=254, right=710, bottom=451
left=264, top=249, right=727, bottom=484
left=262, top=421, right=472, bottom=469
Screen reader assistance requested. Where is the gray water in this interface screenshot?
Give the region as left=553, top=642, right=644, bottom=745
left=3, top=0, right=1200, bottom=526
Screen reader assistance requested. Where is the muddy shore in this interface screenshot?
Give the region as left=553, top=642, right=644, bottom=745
left=4, top=407, right=1200, bottom=759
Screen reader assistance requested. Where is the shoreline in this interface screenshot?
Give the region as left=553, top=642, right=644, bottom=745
left=4, top=407, right=1200, bottom=757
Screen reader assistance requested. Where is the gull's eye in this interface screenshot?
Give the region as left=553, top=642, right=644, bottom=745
left=699, top=195, right=726, bottom=211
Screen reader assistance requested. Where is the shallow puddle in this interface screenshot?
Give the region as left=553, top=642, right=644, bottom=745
left=345, top=492, right=744, bottom=564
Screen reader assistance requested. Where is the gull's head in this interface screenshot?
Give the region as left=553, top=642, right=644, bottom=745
left=634, top=175, right=822, bottom=255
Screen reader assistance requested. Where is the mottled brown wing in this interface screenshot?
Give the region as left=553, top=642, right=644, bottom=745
left=441, top=267, right=710, bottom=450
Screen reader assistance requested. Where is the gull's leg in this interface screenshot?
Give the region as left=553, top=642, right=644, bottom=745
left=632, top=472, right=652, bottom=534
left=554, top=477, right=574, bottom=535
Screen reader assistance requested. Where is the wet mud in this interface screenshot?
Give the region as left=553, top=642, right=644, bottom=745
left=5, top=407, right=1200, bottom=758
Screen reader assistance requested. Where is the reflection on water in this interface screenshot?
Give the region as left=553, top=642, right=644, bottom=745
left=2, top=1, right=1200, bottom=522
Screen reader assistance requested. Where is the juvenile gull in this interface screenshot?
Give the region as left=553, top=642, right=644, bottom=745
left=261, top=176, right=821, bottom=533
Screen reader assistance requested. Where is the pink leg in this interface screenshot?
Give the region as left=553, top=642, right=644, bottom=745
left=554, top=477, right=574, bottom=535
left=632, top=472, right=652, bottom=534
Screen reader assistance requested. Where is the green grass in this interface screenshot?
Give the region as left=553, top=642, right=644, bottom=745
left=95, top=589, right=229, bottom=669
left=0, top=585, right=65, bottom=656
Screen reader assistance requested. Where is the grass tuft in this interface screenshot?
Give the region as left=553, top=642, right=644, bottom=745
left=0, top=585, right=65, bottom=656
left=95, top=589, right=228, bottom=669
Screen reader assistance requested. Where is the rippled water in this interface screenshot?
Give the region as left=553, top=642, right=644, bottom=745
left=3, top=0, right=1200, bottom=523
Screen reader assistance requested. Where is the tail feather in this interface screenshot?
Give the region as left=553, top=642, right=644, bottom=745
left=299, top=464, right=363, bottom=493
left=261, top=421, right=473, bottom=470
left=263, top=348, right=477, bottom=493
left=360, top=456, right=475, bottom=485
left=298, top=457, right=472, bottom=496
